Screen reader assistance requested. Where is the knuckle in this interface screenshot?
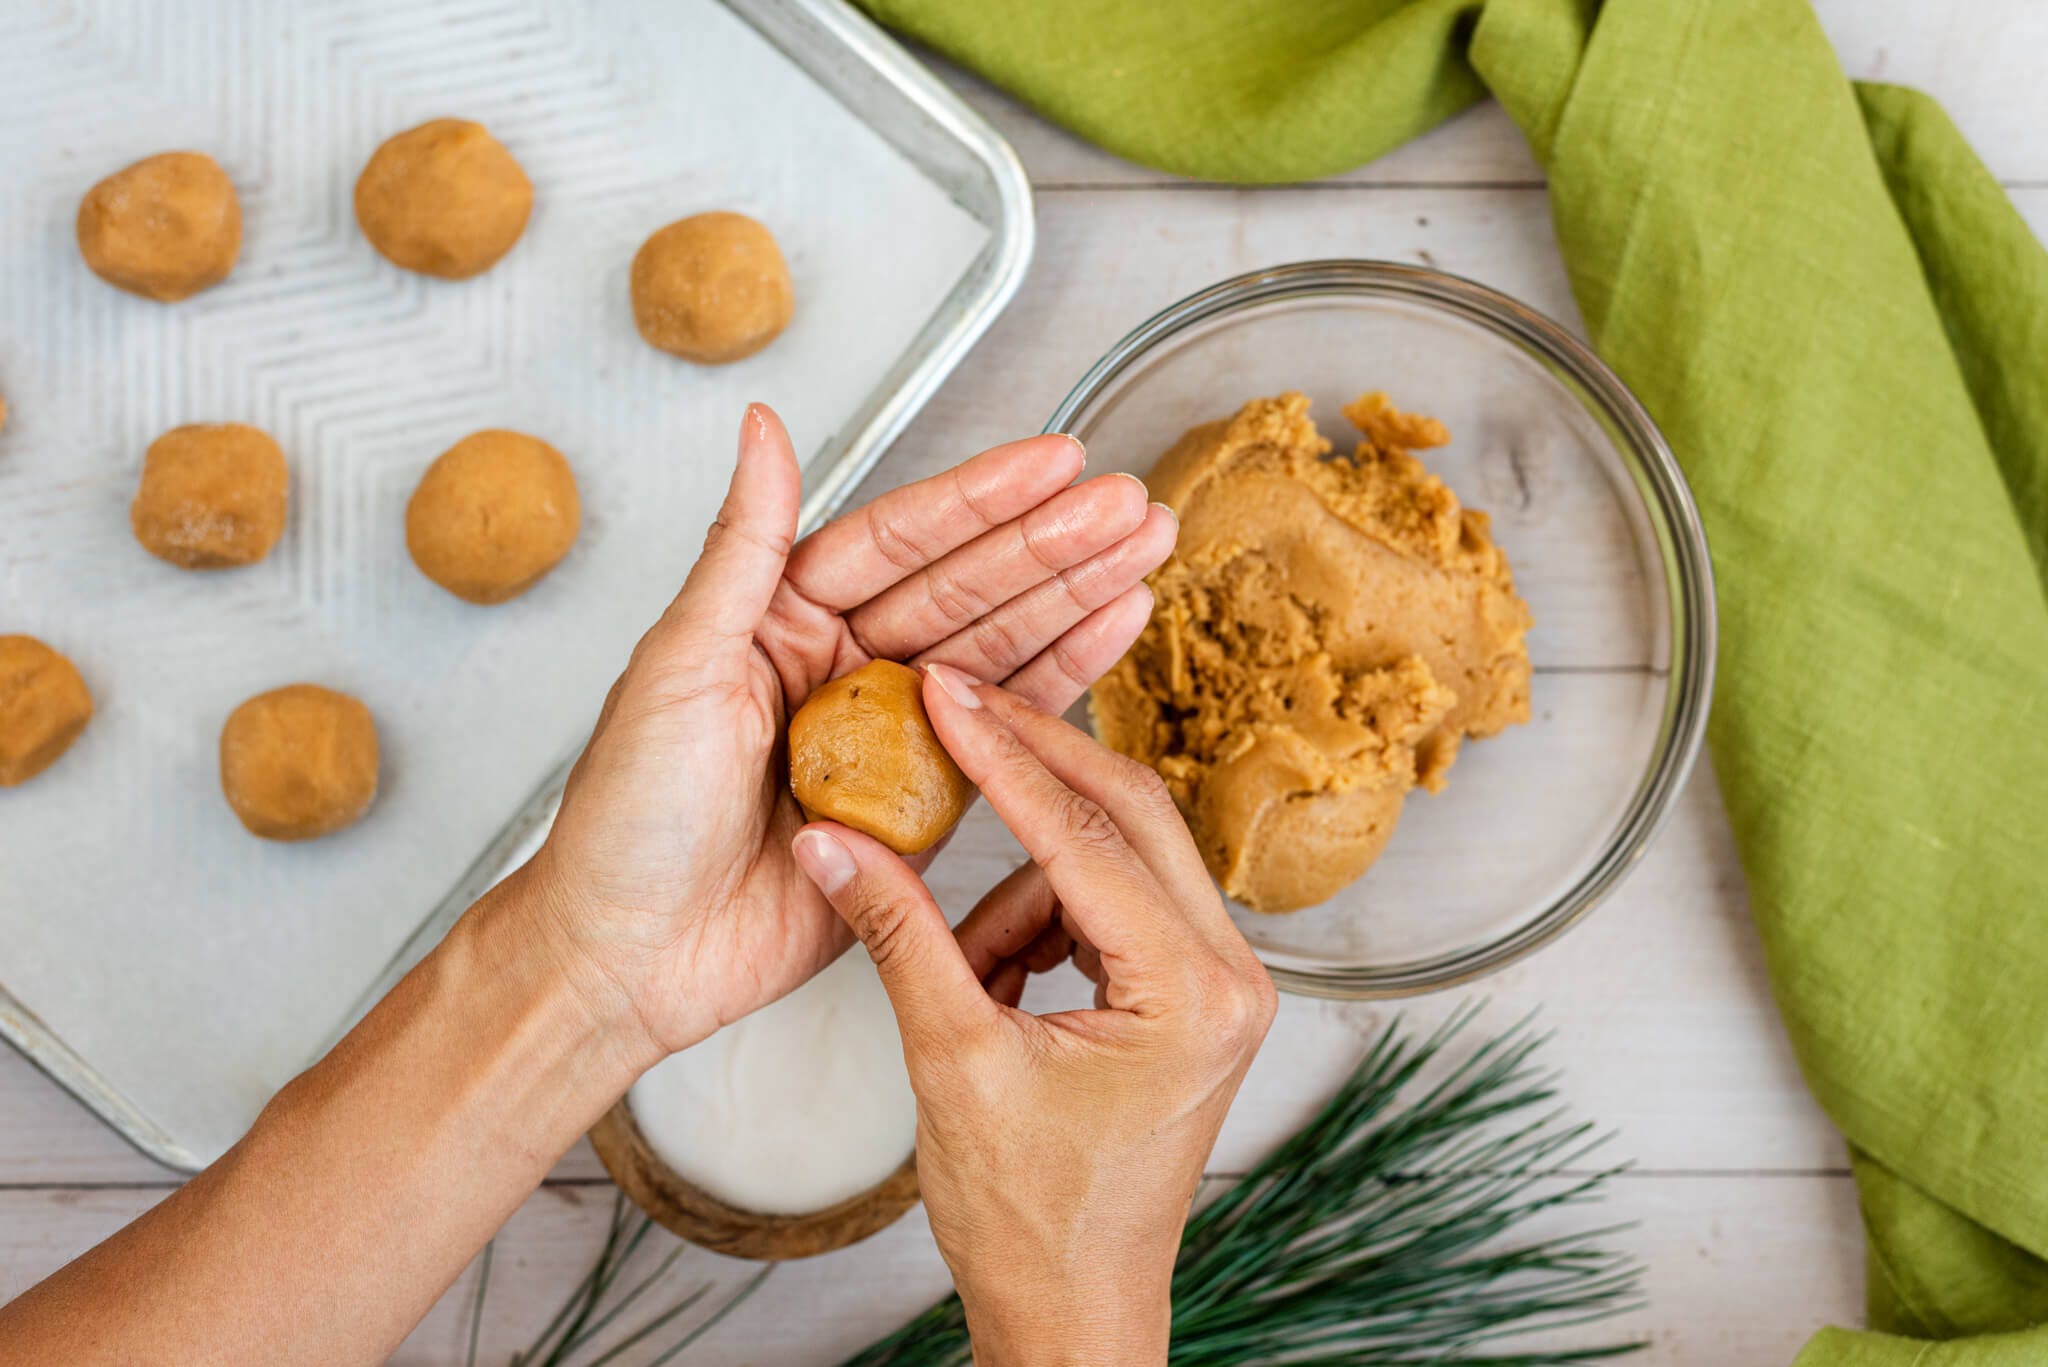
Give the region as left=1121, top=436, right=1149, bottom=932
left=849, top=890, right=917, bottom=965
left=867, top=510, right=930, bottom=571
left=700, top=511, right=791, bottom=561
left=949, top=1016, right=1009, bottom=1074
left=1050, top=637, right=1091, bottom=687
left=1017, top=518, right=1065, bottom=574
left=1191, top=964, right=1271, bottom=1053
left=967, top=609, right=1024, bottom=671
left=1247, top=965, right=1279, bottom=1037
left=923, top=564, right=989, bottom=629
left=1116, top=757, right=1175, bottom=815
left=1052, top=788, right=1124, bottom=854
left=1052, top=560, right=1104, bottom=608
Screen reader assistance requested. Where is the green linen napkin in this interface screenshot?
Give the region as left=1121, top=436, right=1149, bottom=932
left=858, top=0, right=2048, bottom=1360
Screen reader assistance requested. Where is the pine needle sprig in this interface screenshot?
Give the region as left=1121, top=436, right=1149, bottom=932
left=490, top=1187, right=779, bottom=1367
left=841, top=1005, right=1644, bottom=1367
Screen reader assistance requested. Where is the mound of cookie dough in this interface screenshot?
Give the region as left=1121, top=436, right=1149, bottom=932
left=355, top=119, right=532, bottom=279
left=219, top=684, right=379, bottom=840
left=0, top=635, right=94, bottom=787
left=407, top=429, right=580, bottom=604
left=789, top=659, right=973, bottom=856
left=77, top=151, right=242, bottom=302
left=131, top=423, right=290, bottom=569
left=631, top=211, right=793, bottom=365
left=1091, top=392, right=1532, bottom=914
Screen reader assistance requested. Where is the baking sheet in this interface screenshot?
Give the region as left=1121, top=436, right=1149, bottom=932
left=0, top=0, right=1016, bottom=1168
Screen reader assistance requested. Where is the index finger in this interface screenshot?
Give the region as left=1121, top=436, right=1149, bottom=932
left=972, top=686, right=1240, bottom=953
left=782, top=435, right=1085, bottom=610
left=919, top=664, right=1200, bottom=992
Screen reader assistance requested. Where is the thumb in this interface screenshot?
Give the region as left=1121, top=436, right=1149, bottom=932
left=792, top=824, right=994, bottom=1049
left=661, top=403, right=800, bottom=642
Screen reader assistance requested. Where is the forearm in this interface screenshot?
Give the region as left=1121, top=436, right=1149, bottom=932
left=0, top=863, right=658, bottom=1365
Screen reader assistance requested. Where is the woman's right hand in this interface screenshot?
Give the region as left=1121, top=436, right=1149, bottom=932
left=791, top=662, right=1276, bottom=1367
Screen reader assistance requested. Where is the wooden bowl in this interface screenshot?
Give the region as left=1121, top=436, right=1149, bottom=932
left=587, top=1097, right=921, bottom=1261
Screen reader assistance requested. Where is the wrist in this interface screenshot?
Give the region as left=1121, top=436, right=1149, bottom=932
left=462, top=858, right=668, bottom=1087
left=961, top=1281, right=1170, bottom=1367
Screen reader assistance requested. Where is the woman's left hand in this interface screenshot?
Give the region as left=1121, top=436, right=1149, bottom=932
left=527, top=404, right=1175, bottom=1060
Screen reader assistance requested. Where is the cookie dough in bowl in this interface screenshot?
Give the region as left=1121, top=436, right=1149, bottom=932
left=1049, top=260, right=1716, bottom=996
left=1092, top=392, right=1532, bottom=914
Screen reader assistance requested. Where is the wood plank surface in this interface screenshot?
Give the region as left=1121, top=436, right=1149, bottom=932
left=0, top=1172, right=1866, bottom=1366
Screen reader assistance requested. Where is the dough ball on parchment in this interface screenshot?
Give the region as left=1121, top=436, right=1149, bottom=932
left=788, top=660, right=974, bottom=856
left=0, top=636, right=94, bottom=787
left=406, top=429, right=580, bottom=604
left=630, top=211, right=793, bottom=365
left=219, top=684, right=379, bottom=841
left=355, top=119, right=533, bottom=279
left=131, top=423, right=289, bottom=569
left=77, top=151, right=242, bottom=302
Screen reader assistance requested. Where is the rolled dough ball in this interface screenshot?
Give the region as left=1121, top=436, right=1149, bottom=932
left=131, top=423, right=290, bottom=569
left=788, top=660, right=974, bottom=856
left=407, top=429, right=580, bottom=604
left=630, top=211, right=793, bottom=364
left=76, top=152, right=242, bottom=302
left=0, top=636, right=94, bottom=787
left=219, top=684, right=379, bottom=840
left=355, top=119, right=533, bottom=279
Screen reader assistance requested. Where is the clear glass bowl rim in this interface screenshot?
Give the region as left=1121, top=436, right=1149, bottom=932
left=1044, top=259, right=1718, bottom=998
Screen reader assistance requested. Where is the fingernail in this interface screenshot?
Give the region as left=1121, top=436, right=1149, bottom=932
left=793, top=829, right=856, bottom=894
left=1149, top=500, right=1179, bottom=524
left=741, top=402, right=772, bottom=443
left=924, top=661, right=983, bottom=711
left=1056, top=433, right=1086, bottom=466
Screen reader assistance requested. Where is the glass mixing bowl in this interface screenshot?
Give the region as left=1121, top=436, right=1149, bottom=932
left=1046, top=261, right=1715, bottom=997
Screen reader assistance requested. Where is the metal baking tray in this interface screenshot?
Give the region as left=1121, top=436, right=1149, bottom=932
left=0, top=0, right=1031, bottom=1172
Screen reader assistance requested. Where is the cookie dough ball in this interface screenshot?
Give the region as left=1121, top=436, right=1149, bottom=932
left=407, top=429, right=580, bottom=604
left=131, top=424, right=289, bottom=569
left=788, top=660, right=973, bottom=856
left=355, top=119, right=532, bottom=279
left=630, top=211, right=793, bottom=365
left=219, top=684, right=379, bottom=840
left=77, top=152, right=242, bottom=302
left=0, top=636, right=94, bottom=787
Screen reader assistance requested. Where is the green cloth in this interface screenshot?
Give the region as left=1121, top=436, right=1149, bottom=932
left=859, top=0, right=2048, bottom=1359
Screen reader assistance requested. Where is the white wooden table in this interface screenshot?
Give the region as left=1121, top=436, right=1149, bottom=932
left=4, top=5, right=2042, bottom=1361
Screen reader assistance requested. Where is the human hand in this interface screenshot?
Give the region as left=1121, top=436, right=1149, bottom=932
left=527, top=406, right=1176, bottom=1061
left=791, top=664, right=1277, bottom=1366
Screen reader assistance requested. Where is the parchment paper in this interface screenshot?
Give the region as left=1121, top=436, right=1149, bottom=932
left=0, top=0, right=986, bottom=1166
